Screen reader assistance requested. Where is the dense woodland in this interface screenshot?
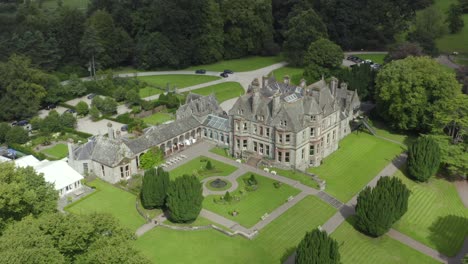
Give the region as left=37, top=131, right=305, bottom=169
left=0, top=0, right=434, bottom=73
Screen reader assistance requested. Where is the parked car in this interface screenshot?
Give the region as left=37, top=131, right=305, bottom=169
left=65, top=109, right=76, bottom=114
left=11, top=121, right=17, bottom=126
left=87, top=93, right=96, bottom=99
left=195, top=69, right=206, bottom=74
left=223, top=69, right=234, bottom=74
left=121, top=124, right=128, bottom=131
left=347, top=55, right=357, bottom=61
left=364, top=59, right=373, bottom=64
left=220, top=72, right=229, bottom=78
left=17, top=120, right=28, bottom=126
left=46, top=104, right=56, bottom=110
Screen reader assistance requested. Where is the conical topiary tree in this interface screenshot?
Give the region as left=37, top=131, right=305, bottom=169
left=141, top=168, right=157, bottom=209
left=166, top=174, right=203, bottom=223
left=295, top=228, right=340, bottom=264
left=355, top=176, right=410, bottom=237
left=408, top=136, right=441, bottom=182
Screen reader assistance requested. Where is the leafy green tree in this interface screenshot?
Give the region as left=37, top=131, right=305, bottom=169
left=295, top=228, right=340, bottom=264
left=0, top=55, right=51, bottom=120
left=113, top=87, right=127, bottom=102
left=408, top=137, right=441, bottom=182
left=304, top=38, right=343, bottom=81
left=166, top=174, right=204, bottom=223
left=141, top=167, right=170, bottom=209
left=5, top=126, right=29, bottom=145
left=135, top=32, right=179, bottom=69
left=0, top=123, right=11, bottom=143
left=460, top=0, right=468, bottom=13
left=89, top=106, right=100, bottom=121
left=206, top=160, right=213, bottom=170
left=355, top=177, right=410, bottom=237
left=336, top=63, right=376, bottom=101
left=0, top=162, right=57, bottom=231
left=63, top=74, right=87, bottom=97
left=0, top=213, right=150, bottom=263
left=140, top=147, right=164, bottom=170
left=224, top=191, right=232, bottom=202
left=431, top=135, right=467, bottom=179
left=375, top=56, right=460, bottom=132
left=41, top=110, right=62, bottom=133
left=60, top=112, right=76, bottom=129
left=447, top=4, right=465, bottom=33
left=283, top=9, right=328, bottom=66
left=54, top=7, right=85, bottom=65
left=409, top=7, right=448, bottom=56
left=125, top=89, right=141, bottom=106
left=76, top=101, right=89, bottom=116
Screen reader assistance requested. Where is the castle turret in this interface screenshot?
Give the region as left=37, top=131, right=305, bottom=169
left=272, top=92, right=281, bottom=115
left=107, top=122, right=114, bottom=140
left=330, top=77, right=338, bottom=96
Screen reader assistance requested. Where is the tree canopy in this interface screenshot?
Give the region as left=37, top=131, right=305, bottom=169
left=0, top=162, right=57, bottom=232
left=408, top=136, right=441, bottom=182
left=166, top=174, right=204, bottom=223
left=295, top=228, right=340, bottom=264
left=375, top=56, right=461, bottom=132
left=139, top=147, right=165, bottom=170
left=141, top=167, right=170, bottom=209
left=355, top=176, right=410, bottom=237
left=304, top=38, right=343, bottom=81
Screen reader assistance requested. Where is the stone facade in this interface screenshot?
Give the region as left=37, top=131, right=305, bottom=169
left=228, top=76, right=360, bottom=171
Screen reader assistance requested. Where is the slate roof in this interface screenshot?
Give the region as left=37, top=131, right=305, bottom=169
left=72, top=139, right=95, bottom=161
left=203, top=114, right=230, bottom=132
left=176, top=93, right=223, bottom=119
left=124, top=116, right=201, bottom=154
left=90, top=136, right=135, bottom=167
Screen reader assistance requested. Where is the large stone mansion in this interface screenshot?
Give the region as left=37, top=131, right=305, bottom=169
left=68, top=76, right=360, bottom=183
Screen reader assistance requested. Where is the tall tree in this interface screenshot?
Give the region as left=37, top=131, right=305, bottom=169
left=409, top=7, right=448, bottom=56
left=336, top=63, right=376, bottom=101
left=283, top=9, right=328, bottom=66
left=166, top=174, right=203, bottom=223
left=140, top=147, right=164, bottom=170
left=303, top=38, right=343, bottom=81
left=446, top=4, right=465, bottom=34
left=141, top=167, right=169, bottom=209
left=408, top=136, right=441, bottom=182
left=295, top=228, right=340, bottom=264
left=384, top=42, right=424, bottom=63
left=135, top=32, right=179, bottom=69
left=0, top=162, right=57, bottom=232
left=375, top=56, right=461, bottom=132
left=52, top=7, right=85, bottom=65
left=80, top=26, right=103, bottom=77
left=355, top=177, right=410, bottom=237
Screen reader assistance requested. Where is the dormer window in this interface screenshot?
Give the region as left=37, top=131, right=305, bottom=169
left=280, top=120, right=287, bottom=126
left=311, top=115, right=316, bottom=121
left=238, top=109, right=243, bottom=115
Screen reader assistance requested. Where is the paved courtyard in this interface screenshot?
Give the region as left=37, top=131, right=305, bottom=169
left=75, top=116, right=127, bottom=136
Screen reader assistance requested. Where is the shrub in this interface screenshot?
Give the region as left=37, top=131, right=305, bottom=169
left=75, top=101, right=89, bottom=116
left=273, top=182, right=282, bottom=189
left=296, top=229, right=340, bottom=264
left=206, top=160, right=213, bottom=170
left=408, top=136, right=441, bottom=182
left=224, top=191, right=232, bottom=202
left=166, top=174, right=204, bottom=223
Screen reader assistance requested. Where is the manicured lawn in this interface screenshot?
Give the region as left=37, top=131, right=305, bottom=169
left=351, top=53, right=387, bottom=64
left=134, top=196, right=334, bottom=264
left=209, top=146, right=235, bottom=160
left=186, top=56, right=283, bottom=72
left=40, top=143, right=68, bottom=159
left=163, top=216, right=214, bottom=227
left=141, top=112, right=174, bottom=125
left=437, top=16, right=468, bottom=53
left=332, top=218, right=440, bottom=264
left=369, top=118, right=416, bottom=147
left=189, top=82, right=244, bottom=103
left=393, top=170, right=468, bottom=256
left=138, top=75, right=220, bottom=89
left=308, top=133, right=404, bottom=202
left=268, top=167, right=319, bottom=189
left=254, top=196, right=336, bottom=261
left=203, top=173, right=301, bottom=228
left=139, top=86, right=164, bottom=98
left=270, top=66, right=305, bottom=85
left=66, top=179, right=146, bottom=231
left=169, top=156, right=237, bottom=179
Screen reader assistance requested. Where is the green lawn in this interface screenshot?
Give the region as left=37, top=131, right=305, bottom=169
left=163, top=216, right=214, bottom=227
left=351, top=53, right=387, bottom=64
left=393, top=170, right=468, bottom=256
left=209, top=146, right=234, bottom=160
left=205, top=178, right=233, bottom=191
left=369, top=119, right=416, bottom=146
left=437, top=16, right=468, bottom=54
left=138, top=75, right=220, bottom=90
left=332, top=218, right=441, bottom=264
left=66, top=179, right=146, bottom=231
left=141, top=112, right=174, bottom=125
left=40, top=143, right=68, bottom=159
left=203, top=173, right=301, bottom=228
left=139, top=87, right=165, bottom=98
left=267, top=167, right=320, bottom=189
left=186, top=56, right=283, bottom=72
left=308, top=133, right=404, bottom=202
left=169, top=156, right=238, bottom=179
left=270, top=66, right=305, bottom=85
left=135, top=196, right=334, bottom=264
left=189, top=82, right=244, bottom=103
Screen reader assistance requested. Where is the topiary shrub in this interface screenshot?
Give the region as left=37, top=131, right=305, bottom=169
left=408, top=136, right=441, bottom=182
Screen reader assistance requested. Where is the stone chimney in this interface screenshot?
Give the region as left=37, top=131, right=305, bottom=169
left=283, top=75, right=290, bottom=85
left=272, top=92, right=281, bottom=115
left=116, top=130, right=121, bottom=140
left=262, top=75, right=269, bottom=88
left=107, top=122, right=114, bottom=140
left=330, top=77, right=338, bottom=96
left=67, top=138, right=74, bottom=164
left=300, top=79, right=307, bottom=88
left=340, top=82, right=348, bottom=91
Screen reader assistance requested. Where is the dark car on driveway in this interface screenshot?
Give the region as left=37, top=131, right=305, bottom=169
left=46, top=104, right=56, bottom=110
left=195, top=69, right=206, bottom=74
left=121, top=124, right=128, bottom=131
left=87, top=93, right=96, bottom=99
left=220, top=72, right=229, bottom=78
left=65, top=109, right=76, bottom=114
left=17, top=120, right=28, bottom=126
left=223, top=69, right=234, bottom=74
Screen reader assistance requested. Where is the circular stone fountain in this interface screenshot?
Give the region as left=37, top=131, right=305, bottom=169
left=210, top=178, right=228, bottom=189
